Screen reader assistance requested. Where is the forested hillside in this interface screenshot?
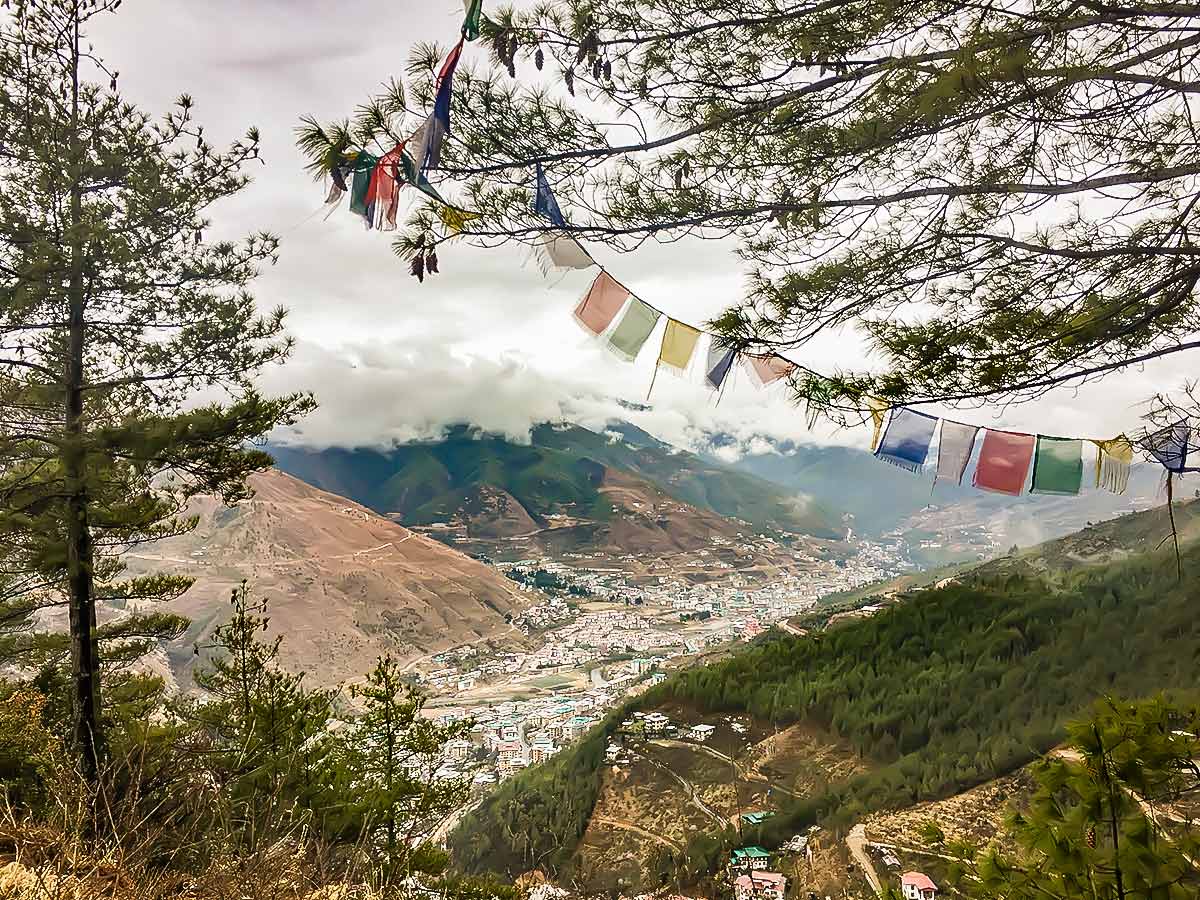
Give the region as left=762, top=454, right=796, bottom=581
left=270, top=423, right=839, bottom=538
left=451, top=501, right=1200, bottom=880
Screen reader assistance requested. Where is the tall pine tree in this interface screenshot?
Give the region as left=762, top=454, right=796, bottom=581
left=0, top=0, right=312, bottom=780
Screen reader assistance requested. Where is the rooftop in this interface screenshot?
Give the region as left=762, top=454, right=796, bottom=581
left=902, top=872, right=937, bottom=892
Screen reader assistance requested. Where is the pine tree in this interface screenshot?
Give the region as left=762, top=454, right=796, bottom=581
left=948, top=696, right=1200, bottom=900
left=342, top=654, right=471, bottom=878
left=188, top=582, right=335, bottom=850
left=0, top=1, right=312, bottom=779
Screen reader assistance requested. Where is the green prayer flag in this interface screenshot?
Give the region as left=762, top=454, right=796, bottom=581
left=1031, top=435, right=1083, bottom=495
left=462, top=0, right=483, bottom=40
left=605, top=298, right=661, bottom=361
left=348, top=152, right=378, bottom=221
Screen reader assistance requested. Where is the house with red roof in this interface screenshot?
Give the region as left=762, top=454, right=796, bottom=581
left=733, top=871, right=787, bottom=900
left=901, top=872, right=938, bottom=900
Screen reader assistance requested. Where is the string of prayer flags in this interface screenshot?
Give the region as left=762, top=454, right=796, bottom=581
left=462, top=0, right=483, bottom=40
left=533, top=234, right=593, bottom=277
left=410, top=39, right=465, bottom=175
left=605, top=297, right=661, bottom=361
left=440, top=206, right=481, bottom=233
left=657, top=319, right=703, bottom=374
left=1031, top=436, right=1084, bottom=496
left=974, top=429, right=1036, bottom=496
left=1093, top=436, right=1134, bottom=494
left=1141, top=421, right=1195, bottom=473
left=875, top=407, right=937, bottom=473
left=534, top=164, right=567, bottom=227
left=935, top=420, right=980, bottom=487
left=705, top=343, right=737, bottom=392
left=574, top=272, right=629, bottom=336
left=744, top=354, right=796, bottom=388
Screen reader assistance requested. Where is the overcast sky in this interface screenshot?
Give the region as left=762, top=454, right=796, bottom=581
left=86, top=1, right=1197, bottom=457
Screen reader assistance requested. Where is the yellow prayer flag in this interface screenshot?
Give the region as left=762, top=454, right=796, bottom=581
left=1092, top=435, right=1134, bottom=494
left=657, top=319, right=703, bottom=373
left=868, top=397, right=888, bottom=452
left=440, top=206, right=482, bottom=233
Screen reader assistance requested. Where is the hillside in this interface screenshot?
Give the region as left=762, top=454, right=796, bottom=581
left=123, top=470, right=534, bottom=689
left=268, top=423, right=839, bottom=545
left=450, top=498, right=1200, bottom=889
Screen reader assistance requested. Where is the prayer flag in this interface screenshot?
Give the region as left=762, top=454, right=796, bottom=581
left=534, top=164, right=567, bottom=226
left=657, top=319, right=703, bottom=374
left=868, top=398, right=888, bottom=452
left=348, top=152, right=379, bottom=228
left=605, top=297, right=661, bottom=361
left=411, top=39, right=464, bottom=175
left=533, top=234, right=593, bottom=277
left=367, top=146, right=404, bottom=231
left=441, top=206, right=482, bottom=233
left=1093, top=436, right=1134, bottom=494
left=1141, top=421, right=1194, bottom=473
left=574, top=272, right=629, bottom=336
left=935, top=420, right=979, bottom=486
left=398, top=149, right=445, bottom=203
left=973, top=429, right=1036, bottom=496
left=1031, top=436, right=1084, bottom=496
left=462, top=0, right=483, bottom=40
left=705, top=343, right=736, bottom=392
left=875, top=408, right=937, bottom=473
left=744, top=354, right=796, bottom=387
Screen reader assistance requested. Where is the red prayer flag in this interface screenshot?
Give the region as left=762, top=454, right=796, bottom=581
left=973, top=429, right=1036, bottom=496
left=574, top=272, right=630, bottom=335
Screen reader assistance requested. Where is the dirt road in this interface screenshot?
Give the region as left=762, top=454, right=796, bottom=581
left=592, top=816, right=684, bottom=852
left=846, top=824, right=883, bottom=896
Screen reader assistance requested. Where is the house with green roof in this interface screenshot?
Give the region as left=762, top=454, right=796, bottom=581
left=730, top=846, right=772, bottom=870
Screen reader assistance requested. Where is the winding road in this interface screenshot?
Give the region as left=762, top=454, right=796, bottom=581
left=846, top=824, right=883, bottom=896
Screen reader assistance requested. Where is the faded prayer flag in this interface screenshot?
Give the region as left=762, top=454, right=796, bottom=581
left=573, top=272, right=629, bottom=336
left=1092, top=436, right=1134, bottom=494
left=875, top=408, right=937, bottom=473
left=1031, top=436, right=1084, bottom=496
left=535, top=234, right=593, bottom=276
left=1141, top=421, right=1194, bottom=473
left=348, top=152, right=379, bottom=227
left=868, top=398, right=888, bottom=452
left=934, top=420, right=980, bottom=486
left=534, top=164, right=567, bottom=227
left=705, top=343, right=736, bottom=391
left=973, top=429, right=1036, bottom=496
left=605, top=297, right=661, bottom=361
left=657, top=319, right=703, bottom=373
left=745, top=354, right=796, bottom=387
left=462, top=0, right=483, bottom=40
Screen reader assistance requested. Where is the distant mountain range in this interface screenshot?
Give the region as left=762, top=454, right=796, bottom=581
left=269, top=419, right=1185, bottom=569
left=268, top=423, right=841, bottom=546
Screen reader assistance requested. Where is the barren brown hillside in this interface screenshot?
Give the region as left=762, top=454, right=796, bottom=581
left=124, top=469, right=534, bottom=688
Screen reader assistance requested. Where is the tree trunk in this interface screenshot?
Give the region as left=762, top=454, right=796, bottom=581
left=63, top=0, right=101, bottom=783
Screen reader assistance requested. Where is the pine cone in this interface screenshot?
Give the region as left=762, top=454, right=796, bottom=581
left=427, top=251, right=439, bottom=274
left=603, top=59, right=612, bottom=80
left=592, top=58, right=602, bottom=81
left=410, top=254, right=425, bottom=283
left=565, top=68, right=575, bottom=96
left=674, top=169, right=683, bottom=190
left=535, top=47, right=544, bottom=70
